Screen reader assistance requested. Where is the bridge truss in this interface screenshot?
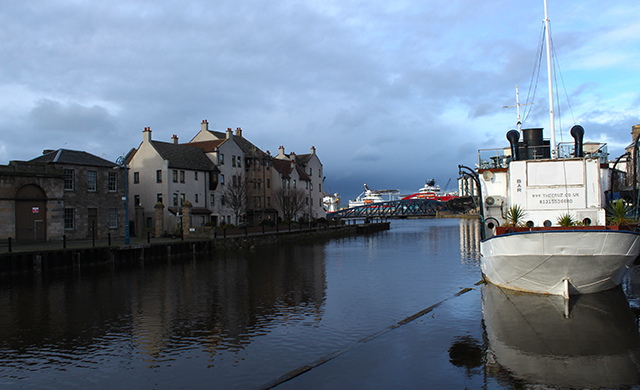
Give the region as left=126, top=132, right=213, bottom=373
left=327, top=199, right=449, bottom=219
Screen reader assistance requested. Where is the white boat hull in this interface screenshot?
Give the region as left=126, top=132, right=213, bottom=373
left=481, top=230, right=640, bottom=295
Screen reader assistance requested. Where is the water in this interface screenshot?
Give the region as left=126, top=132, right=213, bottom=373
left=0, top=219, right=639, bottom=389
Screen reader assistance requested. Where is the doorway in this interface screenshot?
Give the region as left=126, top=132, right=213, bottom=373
left=15, top=184, right=47, bottom=242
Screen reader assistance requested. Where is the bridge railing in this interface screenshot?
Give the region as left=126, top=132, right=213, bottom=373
left=327, top=198, right=449, bottom=219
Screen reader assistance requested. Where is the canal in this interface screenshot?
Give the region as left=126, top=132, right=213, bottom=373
left=1, top=219, right=639, bottom=389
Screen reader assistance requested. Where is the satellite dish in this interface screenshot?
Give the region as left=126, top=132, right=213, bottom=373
left=482, top=171, right=494, bottom=181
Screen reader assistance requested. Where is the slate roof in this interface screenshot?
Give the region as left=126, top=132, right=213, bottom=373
left=233, top=136, right=271, bottom=160
left=295, top=164, right=311, bottom=181
left=29, top=149, right=117, bottom=167
left=271, top=159, right=293, bottom=178
left=189, top=140, right=225, bottom=153
left=150, top=141, right=217, bottom=171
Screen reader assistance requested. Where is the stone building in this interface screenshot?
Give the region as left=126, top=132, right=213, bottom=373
left=28, top=149, right=127, bottom=240
left=0, top=162, right=64, bottom=242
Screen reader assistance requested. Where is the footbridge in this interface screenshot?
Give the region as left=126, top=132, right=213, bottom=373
left=326, top=198, right=449, bottom=219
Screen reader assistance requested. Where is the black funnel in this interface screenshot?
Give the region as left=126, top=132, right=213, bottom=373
left=571, top=125, right=584, bottom=157
left=506, top=130, right=520, bottom=161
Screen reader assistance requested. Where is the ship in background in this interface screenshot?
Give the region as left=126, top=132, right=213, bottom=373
left=401, top=179, right=458, bottom=202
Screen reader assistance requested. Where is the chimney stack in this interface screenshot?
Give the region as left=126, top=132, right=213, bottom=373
left=235, top=127, right=242, bottom=137
left=143, top=127, right=152, bottom=143
left=172, top=134, right=179, bottom=144
left=201, top=119, right=209, bottom=133
left=226, top=128, right=232, bottom=140
left=311, top=146, right=316, bottom=155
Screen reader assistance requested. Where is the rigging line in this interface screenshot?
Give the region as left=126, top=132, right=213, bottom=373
left=522, top=22, right=546, bottom=124
left=550, top=33, right=576, bottom=126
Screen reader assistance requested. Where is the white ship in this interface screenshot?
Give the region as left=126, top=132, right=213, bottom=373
left=348, top=184, right=399, bottom=208
left=463, top=1, right=640, bottom=297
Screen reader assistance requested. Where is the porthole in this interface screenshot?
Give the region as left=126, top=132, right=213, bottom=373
left=526, top=221, right=534, bottom=228
left=582, top=218, right=591, bottom=226
left=543, top=220, right=552, bottom=227
left=487, top=222, right=495, bottom=229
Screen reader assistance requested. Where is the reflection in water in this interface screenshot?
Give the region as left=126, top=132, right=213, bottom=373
left=459, top=218, right=481, bottom=264
left=0, top=243, right=326, bottom=371
left=482, top=284, right=640, bottom=388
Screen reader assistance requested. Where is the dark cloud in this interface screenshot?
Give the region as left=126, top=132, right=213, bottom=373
left=0, top=0, right=638, bottom=202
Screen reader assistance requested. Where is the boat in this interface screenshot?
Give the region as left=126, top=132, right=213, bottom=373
left=459, top=1, right=640, bottom=297
left=322, top=192, right=340, bottom=213
left=401, top=179, right=457, bottom=202
left=348, top=184, right=399, bottom=208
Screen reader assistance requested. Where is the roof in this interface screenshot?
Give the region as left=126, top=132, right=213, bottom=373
left=295, top=153, right=313, bottom=166
left=28, top=149, right=117, bottom=167
left=271, top=159, right=293, bottom=178
left=150, top=141, right=217, bottom=171
left=295, top=164, right=311, bottom=181
left=189, top=140, right=225, bottom=153
left=233, top=136, right=271, bottom=160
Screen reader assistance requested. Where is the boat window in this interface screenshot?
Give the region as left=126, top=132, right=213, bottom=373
left=543, top=220, right=552, bottom=227
left=582, top=218, right=591, bottom=226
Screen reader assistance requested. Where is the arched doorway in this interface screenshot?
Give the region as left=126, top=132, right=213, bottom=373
left=15, top=184, right=47, bottom=242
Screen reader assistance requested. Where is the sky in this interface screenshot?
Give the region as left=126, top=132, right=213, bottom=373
left=2, top=0, right=639, bottom=203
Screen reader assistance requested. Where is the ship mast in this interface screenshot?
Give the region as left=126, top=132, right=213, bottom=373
left=544, top=0, right=556, bottom=158
left=503, top=85, right=533, bottom=135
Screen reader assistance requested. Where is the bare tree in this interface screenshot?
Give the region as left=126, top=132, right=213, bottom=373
left=273, top=186, right=308, bottom=222
left=222, top=174, right=247, bottom=226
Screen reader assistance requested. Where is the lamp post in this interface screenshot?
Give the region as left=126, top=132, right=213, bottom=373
left=116, top=155, right=130, bottom=245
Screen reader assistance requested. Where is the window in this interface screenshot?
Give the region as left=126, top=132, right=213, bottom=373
left=157, top=193, right=163, bottom=203
left=256, top=160, right=261, bottom=170
left=180, top=170, right=185, bottom=183
left=109, top=172, right=118, bottom=191
left=180, top=193, right=185, bottom=205
left=173, top=170, right=178, bottom=182
left=232, top=175, right=237, bottom=186
left=87, top=171, right=97, bottom=191
left=156, top=170, right=162, bottom=183
left=210, top=193, right=215, bottom=205
left=195, top=171, right=198, bottom=181
left=319, top=183, right=322, bottom=192
left=109, top=208, right=118, bottom=228
left=220, top=154, right=224, bottom=165
left=256, top=197, right=261, bottom=207
left=221, top=195, right=226, bottom=206
left=173, top=193, right=178, bottom=207
left=266, top=161, right=270, bottom=169
left=195, top=194, right=199, bottom=203
left=267, top=197, right=271, bottom=206
left=267, top=179, right=270, bottom=188
left=134, top=195, right=140, bottom=206
left=309, top=167, right=313, bottom=175
left=64, top=208, right=75, bottom=229
left=237, top=156, right=241, bottom=167
left=305, top=181, right=308, bottom=189
left=64, top=169, right=75, bottom=190
left=220, top=174, right=225, bottom=185
left=232, top=155, right=236, bottom=167
left=293, top=180, right=296, bottom=188
left=311, top=183, right=313, bottom=190
left=133, top=172, right=139, bottom=184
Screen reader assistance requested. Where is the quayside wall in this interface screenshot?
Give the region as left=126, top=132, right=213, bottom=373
left=0, top=222, right=390, bottom=275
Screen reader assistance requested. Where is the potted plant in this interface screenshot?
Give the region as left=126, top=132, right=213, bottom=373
left=557, top=213, right=576, bottom=228
left=504, top=204, right=526, bottom=227
left=607, top=199, right=637, bottom=230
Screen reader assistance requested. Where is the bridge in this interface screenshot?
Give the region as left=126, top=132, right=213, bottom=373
left=326, top=198, right=450, bottom=219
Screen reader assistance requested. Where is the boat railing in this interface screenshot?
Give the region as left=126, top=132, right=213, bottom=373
left=558, top=142, right=608, bottom=163
left=478, top=148, right=511, bottom=169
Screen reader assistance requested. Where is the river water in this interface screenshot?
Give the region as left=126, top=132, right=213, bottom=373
left=1, top=219, right=639, bottom=389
